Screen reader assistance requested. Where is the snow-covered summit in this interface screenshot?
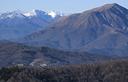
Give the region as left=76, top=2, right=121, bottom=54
left=0, top=9, right=64, bottom=20
left=23, top=9, right=47, bottom=17
left=48, top=11, right=64, bottom=18
left=23, top=10, right=36, bottom=17
left=0, top=10, right=25, bottom=19
left=24, top=10, right=64, bottom=18
left=48, top=11, right=57, bottom=18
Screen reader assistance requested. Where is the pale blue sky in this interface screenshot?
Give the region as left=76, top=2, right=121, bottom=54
left=0, top=0, right=128, bottom=13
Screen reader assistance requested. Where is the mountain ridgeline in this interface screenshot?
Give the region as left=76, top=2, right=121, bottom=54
left=22, top=3, right=128, bottom=56
left=0, top=10, right=62, bottom=40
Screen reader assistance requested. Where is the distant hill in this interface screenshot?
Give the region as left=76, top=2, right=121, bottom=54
left=0, top=41, right=114, bottom=67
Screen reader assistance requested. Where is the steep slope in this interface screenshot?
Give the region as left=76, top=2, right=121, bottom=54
left=22, top=3, right=128, bottom=56
left=0, top=10, right=61, bottom=40
left=80, top=31, right=128, bottom=56
left=0, top=41, right=113, bottom=67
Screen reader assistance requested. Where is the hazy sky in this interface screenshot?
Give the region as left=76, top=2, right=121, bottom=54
left=0, top=0, right=128, bottom=13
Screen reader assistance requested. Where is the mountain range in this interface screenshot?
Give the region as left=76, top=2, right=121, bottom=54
left=0, top=3, right=127, bottom=67
left=0, top=3, right=128, bottom=82
left=21, top=3, right=128, bottom=56
left=0, top=10, right=62, bottom=40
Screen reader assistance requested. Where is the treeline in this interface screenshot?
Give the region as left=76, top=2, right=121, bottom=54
left=0, top=59, right=128, bottom=82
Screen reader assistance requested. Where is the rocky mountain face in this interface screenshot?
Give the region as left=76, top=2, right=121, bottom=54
left=0, top=10, right=62, bottom=40
left=22, top=3, right=128, bottom=56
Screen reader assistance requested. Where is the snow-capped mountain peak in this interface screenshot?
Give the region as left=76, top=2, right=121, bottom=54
left=48, top=11, right=64, bottom=18
left=24, top=10, right=64, bottom=19
left=0, top=10, right=25, bottom=19
left=48, top=11, right=57, bottom=18
left=24, top=9, right=48, bottom=17
left=23, top=10, right=36, bottom=17
left=24, top=9, right=39, bottom=17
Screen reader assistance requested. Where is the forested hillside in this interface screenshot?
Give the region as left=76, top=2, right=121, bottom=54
left=0, top=59, right=128, bottom=82
left=0, top=41, right=114, bottom=67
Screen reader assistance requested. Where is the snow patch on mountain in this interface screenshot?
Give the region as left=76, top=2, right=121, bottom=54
left=24, top=10, right=64, bottom=18
left=48, top=11, right=57, bottom=18
left=48, top=11, right=64, bottom=18
left=24, top=9, right=47, bottom=17
left=24, top=10, right=36, bottom=17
